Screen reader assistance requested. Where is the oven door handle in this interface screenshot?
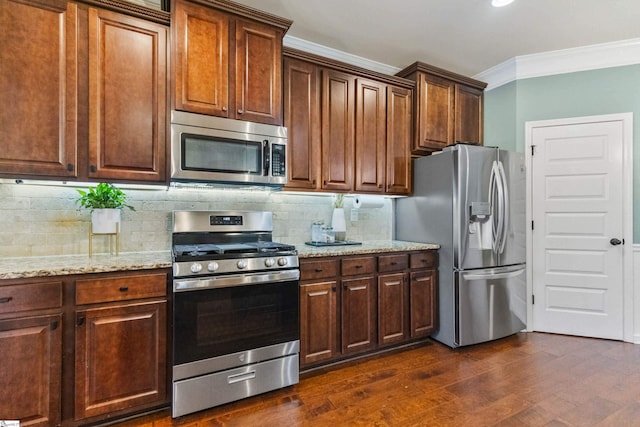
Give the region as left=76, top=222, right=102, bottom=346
left=173, top=269, right=300, bottom=292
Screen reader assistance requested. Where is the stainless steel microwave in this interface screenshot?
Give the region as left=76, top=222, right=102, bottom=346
left=170, top=110, right=288, bottom=186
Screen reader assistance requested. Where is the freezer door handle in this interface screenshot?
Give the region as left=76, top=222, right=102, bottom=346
left=462, top=268, right=525, bottom=281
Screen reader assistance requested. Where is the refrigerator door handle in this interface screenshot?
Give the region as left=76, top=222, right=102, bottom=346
left=489, top=161, right=504, bottom=253
left=497, top=160, right=509, bottom=254
left=462, top=269, right=524, bottom=281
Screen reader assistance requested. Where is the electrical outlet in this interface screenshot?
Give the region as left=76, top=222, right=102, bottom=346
left=350, top=209, right=359, bottom=221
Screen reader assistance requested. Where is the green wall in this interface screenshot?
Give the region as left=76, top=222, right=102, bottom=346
left=483, top=64, right=640, bottom=242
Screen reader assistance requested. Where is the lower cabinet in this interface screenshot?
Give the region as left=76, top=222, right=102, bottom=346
left=73, top=272, right=168, bottom=422
left=299, top=250, right=438, bottom=370
left=0, top=280, right=63, bottom=427
left=0, top=269, right=170, bottom=427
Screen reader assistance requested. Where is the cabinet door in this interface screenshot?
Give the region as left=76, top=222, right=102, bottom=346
left=341, top=276, right=376, bottom=355
left=410, top=269, right=437, bottom=338
left=235, top=19, right=283, bottom=125
left=416, top=73, right=454, bottom=152
left=0, top=314, right=62, bottom=427
left=354, top=78, right=386, bottom=193
left=173, top=0, right=229, bottom=117
left=88, top=8, right=167, bottom=182
left=75, top=300, right=167, bottom=420
left=378, top=273, right=407, bottom=346
left=283, top=57, right=321, bottom=190
left=386, top=85, right=412, bottom=195
left=0, top=0, right=77, bottom=178
left=455, top=84, right=484, bottom=145
left=299, top=281, right=338, bottom=366
left=321, top=69, right=355, bottom=191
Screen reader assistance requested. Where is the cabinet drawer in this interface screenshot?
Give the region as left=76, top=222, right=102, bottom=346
left=410, top=251, right=438, bottom=269
left=378, top=254, right=409, bottom=273
left=0, top=281, right=62, bottom=315
left=76, top=272, right=167, bottom=305
left=341, top=256, right=376, bottom=276
left=300, top=259, right=339, bottom=281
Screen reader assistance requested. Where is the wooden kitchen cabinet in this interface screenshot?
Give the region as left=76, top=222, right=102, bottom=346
left=397, top=61, right=486, bottom=154
left=0, top=0, right=78, bottom=179
left=0, top=280, right=63, bottom=427
left=74, top=272, right=167, bottom=421
left=321, top=69, right=356, bottom=191
left=88, top=7, right=167, bottom=182
left=172, top=0, right=290, bottom=125
left=283, top=48, right=414, bottom=195
left=0, top=0, right=169, bottom=183
left=355, top=78, right=386, bottom=193
left=299, top=250, right=437, bottom=371
left=283, top=56, right=321, bottom=190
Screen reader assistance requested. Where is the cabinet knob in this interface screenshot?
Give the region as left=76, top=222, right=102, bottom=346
left=90, top=165, right=97, bottom=173
left=77, top=316, right=85, bottom=326
left=332, top=286, right=336, bottom=292
left=67, top=163, right=74, bottom=172
left=222, top=106, right=228, bottom=112
left=51, top=321, right=59, bottom=330
left=237, top=109, right=244, bottom=115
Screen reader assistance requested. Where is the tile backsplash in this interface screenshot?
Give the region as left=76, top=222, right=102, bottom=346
left=0, top=182, right=394, bottom=257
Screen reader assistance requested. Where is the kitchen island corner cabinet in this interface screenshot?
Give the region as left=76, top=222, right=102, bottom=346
left=172, top=0, right=291, bottom=125
left=299, top=250, right=438, bottom=370
left=0, top=268, right=170, bottom=427
left=0, top=0, right=168, bottom=183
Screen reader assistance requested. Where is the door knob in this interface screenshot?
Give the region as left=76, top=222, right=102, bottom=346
left=610, top=238, right=623, bottom=246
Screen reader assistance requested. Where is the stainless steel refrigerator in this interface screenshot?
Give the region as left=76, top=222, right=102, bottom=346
left=396, top=144, right=527, bottom=348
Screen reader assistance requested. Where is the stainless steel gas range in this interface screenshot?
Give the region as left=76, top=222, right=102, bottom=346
left=171, top=210, right=300, bottom=418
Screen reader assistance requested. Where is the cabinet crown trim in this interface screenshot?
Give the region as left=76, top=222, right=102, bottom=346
left=397, top=61, right=487, bottom=90
left=80, top=0, right=170, bottom=24
left=181, top=0, right=293, bottom=31
left=284, top=47, right=415, bottom=89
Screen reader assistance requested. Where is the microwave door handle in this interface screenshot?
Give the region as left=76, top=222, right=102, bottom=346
left=263, top=140, right=270, bottom=176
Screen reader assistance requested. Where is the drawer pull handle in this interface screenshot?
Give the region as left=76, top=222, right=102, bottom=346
left=119, top=286, right=129, bottom=292
left=228, top=370, right=256, bottom=384
left=391, top=262, right=398, bottom=265
left=355, top=265, right=363, bottom=269
left=0, top=297, right=13, bottom=304
left=315, top=268, right=323, bottom=272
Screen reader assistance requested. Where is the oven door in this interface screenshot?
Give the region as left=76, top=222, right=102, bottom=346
left=172, top=270, right=300, bottom=376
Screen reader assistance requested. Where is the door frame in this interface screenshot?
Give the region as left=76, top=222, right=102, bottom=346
left=525, top=113, right=634, bottom=342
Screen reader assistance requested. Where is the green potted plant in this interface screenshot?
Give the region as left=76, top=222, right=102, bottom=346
left=76, top=183, right=135, bottom=234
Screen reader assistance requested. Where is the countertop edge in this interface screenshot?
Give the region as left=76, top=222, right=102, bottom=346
left=0, top=241, right=440, bottom=280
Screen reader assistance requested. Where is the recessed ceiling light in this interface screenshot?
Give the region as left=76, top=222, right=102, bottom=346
left=492, top=0, right=515, bottom=6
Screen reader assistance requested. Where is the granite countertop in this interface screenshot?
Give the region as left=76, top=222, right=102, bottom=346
left=295, top=240, right=439, bottom=258
left=0, top=251, right=173, bottom=280
left=0, top=241, right=439, bottom=280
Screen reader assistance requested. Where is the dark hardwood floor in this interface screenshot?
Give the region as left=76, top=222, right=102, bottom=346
left=114, top=332, right=640, bottom=426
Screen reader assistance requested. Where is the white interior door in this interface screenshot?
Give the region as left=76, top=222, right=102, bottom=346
left=530, top=117, right=627, bottom=340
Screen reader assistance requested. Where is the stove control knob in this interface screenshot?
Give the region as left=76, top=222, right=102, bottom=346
left=237, top=260, right=248, bottom=270
left=207, top=262, right=219, bottom=272
left=277, top=257, right=288, bottom=267
left=190, top=263, right=203, bottom=274
left=264, top=258, right=276, bottom=267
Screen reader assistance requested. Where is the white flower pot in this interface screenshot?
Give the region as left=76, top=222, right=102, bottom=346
left=91, top=209, right=121, bottom=234
left=331, top=208, right=346, bottom=241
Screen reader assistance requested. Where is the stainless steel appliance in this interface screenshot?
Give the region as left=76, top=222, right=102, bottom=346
left=396, top=144, right=526, bottom=348
left=171, top=210, right=300, bottom=418
left=170, top=110, right=288, bottom=186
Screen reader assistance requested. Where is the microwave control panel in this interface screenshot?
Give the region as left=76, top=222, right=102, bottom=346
left=271, top=144, right=286, bottom=177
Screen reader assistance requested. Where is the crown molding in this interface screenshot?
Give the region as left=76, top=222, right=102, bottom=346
left=476, top=38, right=640, bottom=91
left=283, top=35, right=402, bottom=76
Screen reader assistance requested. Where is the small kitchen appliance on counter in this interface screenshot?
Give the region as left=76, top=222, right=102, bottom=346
left=171, top=210, right=300, bottom=418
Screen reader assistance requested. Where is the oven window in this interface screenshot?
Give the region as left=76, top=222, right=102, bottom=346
left=173, top=280, right=299, bottom=366
left=182, top=134, right=262, bottom=175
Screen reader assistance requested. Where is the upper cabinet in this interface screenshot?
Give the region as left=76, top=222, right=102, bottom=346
left=0, top=0, right=169, bottom=184
left=397, top=61, right=486, bottom=155
left=283, top=49, right=414, bottom=195
left=172, top=0, right=291, bottom=125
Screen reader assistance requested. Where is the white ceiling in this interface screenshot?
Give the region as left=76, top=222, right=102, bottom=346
left=232, top=0, right=640, bottom=78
